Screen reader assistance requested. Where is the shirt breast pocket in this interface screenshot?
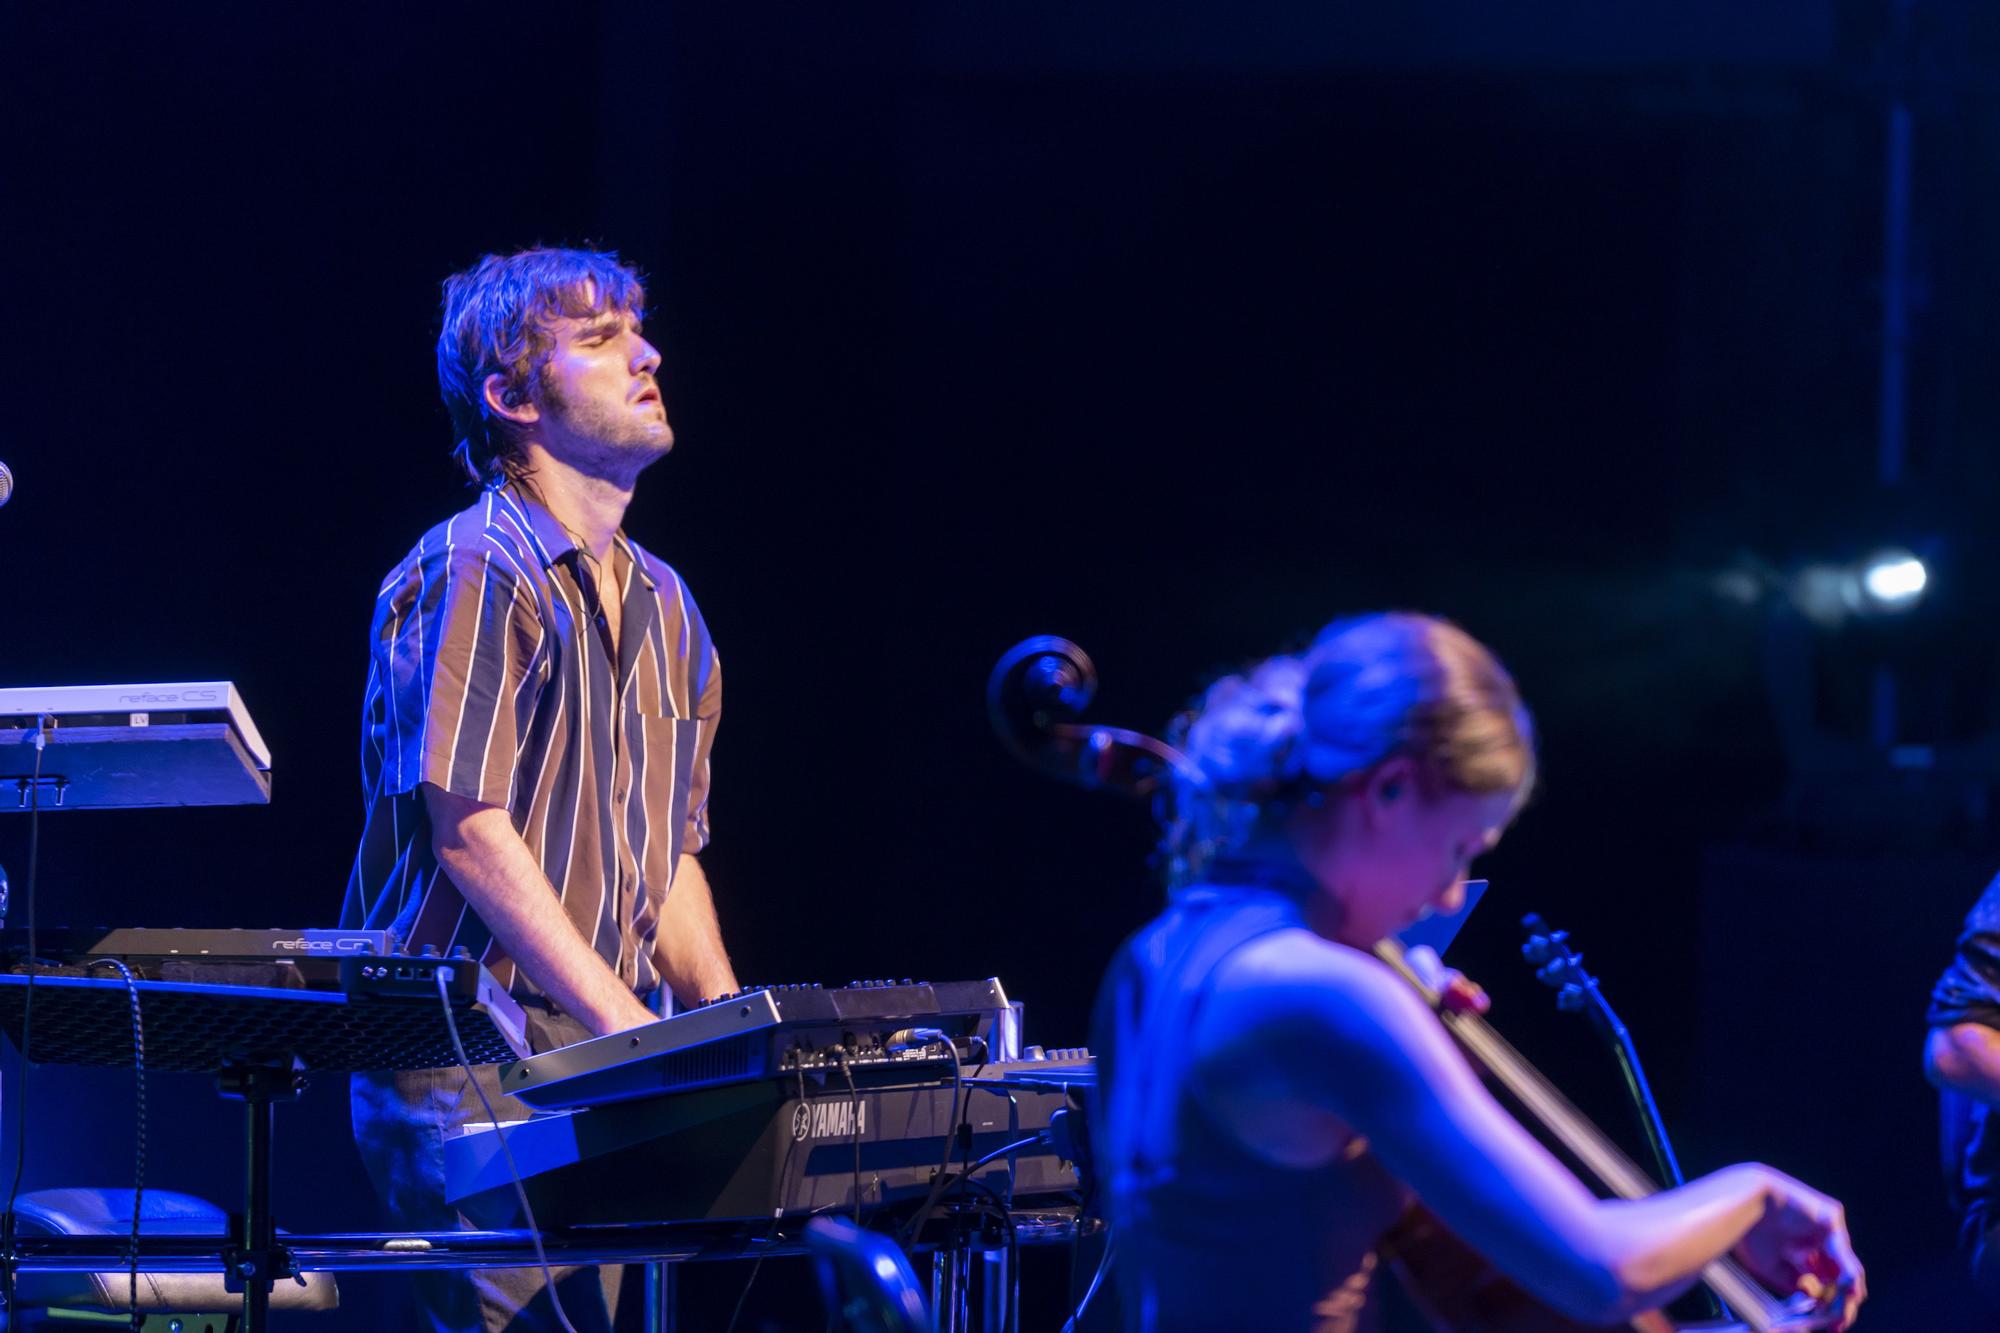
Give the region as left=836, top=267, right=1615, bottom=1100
left=631, top=712, right=717, bottom=860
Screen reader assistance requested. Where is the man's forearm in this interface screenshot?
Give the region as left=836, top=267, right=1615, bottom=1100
left=654, top=853, right=738, bottom=1007
left=426, top=785, right=656, bottom=1036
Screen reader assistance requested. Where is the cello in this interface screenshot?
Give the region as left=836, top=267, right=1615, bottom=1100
left=1372, top=937, right=1833, bottom=1331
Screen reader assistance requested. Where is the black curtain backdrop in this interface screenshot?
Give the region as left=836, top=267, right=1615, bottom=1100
left=6, top=3, right=2000, bottom=1326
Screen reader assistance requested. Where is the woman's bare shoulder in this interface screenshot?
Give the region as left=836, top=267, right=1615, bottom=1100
left=1203, top=929, right=1442, bottom=1057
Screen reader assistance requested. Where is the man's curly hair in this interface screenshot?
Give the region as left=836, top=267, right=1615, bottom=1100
left=436, top=247, right=647, bottom=486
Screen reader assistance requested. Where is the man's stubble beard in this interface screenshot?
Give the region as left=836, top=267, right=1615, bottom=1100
left=540, top=377, right=674, bottom=482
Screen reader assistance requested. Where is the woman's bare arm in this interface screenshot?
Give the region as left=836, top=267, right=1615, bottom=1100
left=1195, top=933, right=1861, bottom=1327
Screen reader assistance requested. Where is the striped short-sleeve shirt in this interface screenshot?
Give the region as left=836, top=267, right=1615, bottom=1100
left=340, top=483, right=720, bottom=1003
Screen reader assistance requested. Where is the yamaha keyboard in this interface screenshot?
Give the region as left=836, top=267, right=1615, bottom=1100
left=500, top=977, right=1018, bottom=1110
left=450, top=977, right=1086, bottom=1230
left=447, top=1052, right=1093, bottom=1228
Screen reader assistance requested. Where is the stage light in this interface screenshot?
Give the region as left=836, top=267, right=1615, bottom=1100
left=1858, top=548, right=1926, bottom=612
left=1761, top=544, right=1933, bottom=627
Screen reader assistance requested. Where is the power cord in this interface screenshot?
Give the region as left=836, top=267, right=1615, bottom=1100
left=1059, top=1234, right=1115, bottom=1333
left=2, top=715, right=51, bottom=1318
left=85, top=959, right=145, bottom=1329
left=834, top=1052, right=864, bottom=1227
left=896, top=1035, right=968, bottom=1251
left=1063, top=1109, right=1102, bottom=1333
left=954, top=1132, right=1046, bottom=1181
left=433, top=966, right=578, bottom=1333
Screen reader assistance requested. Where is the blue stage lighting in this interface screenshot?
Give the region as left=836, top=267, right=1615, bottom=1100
left=1858, top=548, right=1927, bottom=612
left=1769, top=545, right=1932, bottom=627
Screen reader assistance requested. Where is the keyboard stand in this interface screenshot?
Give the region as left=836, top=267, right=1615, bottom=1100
left=0, top=967, right=522, bottom=1333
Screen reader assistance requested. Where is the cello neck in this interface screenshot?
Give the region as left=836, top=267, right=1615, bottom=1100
left=1372, top=940, right=1789, bottom=1332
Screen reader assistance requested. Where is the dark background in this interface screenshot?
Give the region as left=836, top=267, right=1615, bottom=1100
left=7, top=1, right=2000, bottom=1326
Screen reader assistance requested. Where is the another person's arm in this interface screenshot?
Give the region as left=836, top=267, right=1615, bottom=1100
left=1200, top=938, right=1863, bottom=1328
left=1927, top=1022, right=2000, bottom=1103
left=1926, top=885, right=2000, bottom=1104
left=425, top=784, right=657, bottom=1035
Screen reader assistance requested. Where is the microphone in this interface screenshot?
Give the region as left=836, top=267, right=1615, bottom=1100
left=0, top=461, right=12, bottom=509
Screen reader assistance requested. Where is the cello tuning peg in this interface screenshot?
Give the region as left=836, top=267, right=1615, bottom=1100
left=1523, top=936, right=1553, bottom=965
left=1557, top=984, right=1586, bottom=1013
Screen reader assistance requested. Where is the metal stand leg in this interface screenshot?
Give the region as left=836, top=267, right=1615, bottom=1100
left=241, top=1092, right=272, bottom=1332
left=642, top=1258, right=676, bottom=1332
left=216, top=1057, right=305, bottom=1333
left=931, top=1244, right=972, bottom=1333
left=979, top=1245, right=1012, bottom=1333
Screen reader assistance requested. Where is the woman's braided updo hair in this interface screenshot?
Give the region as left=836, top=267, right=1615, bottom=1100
left=1165, top=612, right=1535, bottom=881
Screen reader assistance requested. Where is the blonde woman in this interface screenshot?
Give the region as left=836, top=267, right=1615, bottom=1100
left=1092, top=613, right=1863, bottom=1332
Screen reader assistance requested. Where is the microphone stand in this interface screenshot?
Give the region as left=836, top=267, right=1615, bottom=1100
left=1521, top=916, right=1722, bottom=1322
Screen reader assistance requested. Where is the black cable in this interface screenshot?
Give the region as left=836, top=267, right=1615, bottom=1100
left=434, top=967, right=579, bottom=1333
left=955, top=1177, right=1019, bottom=1333
left=2, top=717, right=49, bottom=1318
left=1059, top=1234, right=1115, bottom=1333
left=834, top=1052, right=863, bottom=1226
left=957, top=1133, right=1046, bottom=1182
left=719, top=1243, right=764, bottom=1333
left=1060, top=1093, right=1111, bottom=1333
left=895, top=1039, right=965, bottom=1250
left=1065, top=1116, right=1101, bottom=1333
left=1059, top=1100, right=1113, bottom=1333
left=884, top=1133, right=1042, bottom=1331
left=736, top=1200, right=852, bottom=1333
left=722, top=1069, right=808, bottom=1333
left=87, top=960, right=144, bottom=1330
left=960, top=1039, right=993, bottom=1193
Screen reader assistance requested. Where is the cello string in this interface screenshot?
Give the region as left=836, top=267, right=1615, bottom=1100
left=1375, top=941, right=1786, bottom=1330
